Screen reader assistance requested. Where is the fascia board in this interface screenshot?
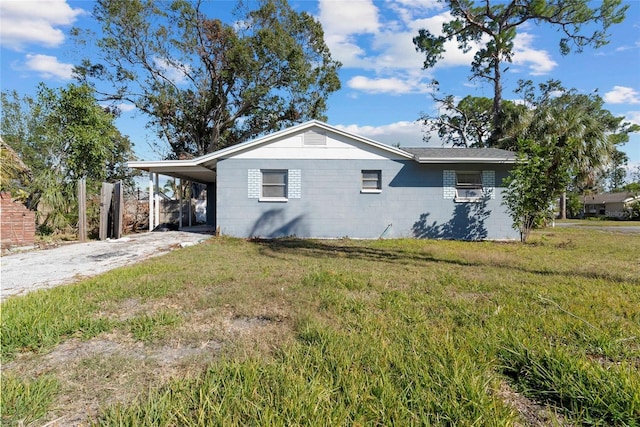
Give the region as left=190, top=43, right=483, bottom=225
left=414, top=157, right=517, bottom=164
left=126, top=159, right=199, bottom=170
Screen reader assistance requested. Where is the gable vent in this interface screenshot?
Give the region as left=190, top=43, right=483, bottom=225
left=303, top=130, right=327, bottom=146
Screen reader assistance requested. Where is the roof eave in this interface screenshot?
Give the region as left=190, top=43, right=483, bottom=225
left=414, top=157, right=517, bottom=164
left=127, top=160, right=199, bottom=170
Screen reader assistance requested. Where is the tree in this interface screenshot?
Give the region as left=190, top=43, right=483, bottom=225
left=503, top=141, right=566, bottom=242
left=422, top=92, right=493, bottom=147
left=0, top=84, right=136, bottom=234
left=501, top=80, right=637, bottom=241
left=413, top=0, right=628, bottom=143
left=605, top=149, right=628, bottom=191
left=0, top=136, right=32, bottom=198
left=75, top=0, right=341, bottom=158
left=421, top=87, right=524, bottom=147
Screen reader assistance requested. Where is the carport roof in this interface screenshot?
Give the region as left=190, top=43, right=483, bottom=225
left=126, top=159, right=217, bottom=183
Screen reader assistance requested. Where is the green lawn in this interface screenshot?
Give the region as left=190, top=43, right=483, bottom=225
left=2, top=227, right=639, bottom=426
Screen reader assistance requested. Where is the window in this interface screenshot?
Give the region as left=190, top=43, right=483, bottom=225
left=261, top=170, right=287, bottom=200
left=455, top=171, right=482, bottom=201
left=361, top=170, right=381, bottom=193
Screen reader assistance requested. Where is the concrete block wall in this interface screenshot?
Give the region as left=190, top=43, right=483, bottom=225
left=443, top=170, right=456, bottom=199
left=216, top=159, right=519, bottom=240
left=1, top=192, right=36, bottom=248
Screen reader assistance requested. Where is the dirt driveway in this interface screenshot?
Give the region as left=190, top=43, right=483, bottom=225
left=1, top=229, right=213, bottom=301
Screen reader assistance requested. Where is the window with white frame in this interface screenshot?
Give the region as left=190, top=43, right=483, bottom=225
left=361, top=170, right=382, bottom=192
left=261, top=170, right=288, bottom=200
left=455, top=171, right=483, bottom=200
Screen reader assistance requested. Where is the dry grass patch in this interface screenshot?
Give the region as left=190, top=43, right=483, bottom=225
left=1, top=231, right=639, bottom=426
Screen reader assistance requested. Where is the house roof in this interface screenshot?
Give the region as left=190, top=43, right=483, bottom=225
left=127, top=121, right=517, bottom=183
left=581, top=192, right=639, bottom=204
left=402, top=147, right=517, bottom=164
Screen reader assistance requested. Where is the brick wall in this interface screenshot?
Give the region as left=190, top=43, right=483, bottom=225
left=1, top=192, right=36, bottom=248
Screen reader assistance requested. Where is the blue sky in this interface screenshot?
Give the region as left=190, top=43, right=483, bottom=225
left=2, top=0, right=639, bottom=181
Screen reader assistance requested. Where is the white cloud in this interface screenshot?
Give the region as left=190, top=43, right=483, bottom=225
left=335, top=120, right=441, bottom=147
left=318, top=0, right=380, bottom=35
left=317, top=0, right=380, bottom=68
left=24, top=54, right=74, bottom=80
left=394, top=0, right=441, bottom=9
left=624, top=110, right=640, bottom=125
left=108, top=103, right=136, bottom=113
left=116, top=103, right=137, bottom=113
left=0, top=0, right=85, bottom=50
left=317, top=2, right=466, bottom=96
left=512, top=32, right=557, bottom=75
left=153, top=57, right=190, bottom=86
left=348, top=75, right=432, bottom=94
left=604, top=86, right=640, bottom=105
left=317, top=1, right=560, bottom=97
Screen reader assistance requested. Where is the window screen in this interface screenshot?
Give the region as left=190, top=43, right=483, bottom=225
left=362, top=170, right=381, bottom=191
left=456, top=171, right=482, bottom=188
left=262, top=170, right=287, bottom=198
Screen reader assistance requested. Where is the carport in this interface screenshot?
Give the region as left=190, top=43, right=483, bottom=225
left=127, top=158, right=217, bottom=231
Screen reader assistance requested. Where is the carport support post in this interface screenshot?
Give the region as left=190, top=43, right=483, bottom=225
left=207, top=183, right=216, bottom=227
left=155, top=174, right=160, bottom=228
left=148, top=172, right=155, bottom=231
left=188, top=181, right=193, bottom=227
left=178, top=178, right=183, bottom=229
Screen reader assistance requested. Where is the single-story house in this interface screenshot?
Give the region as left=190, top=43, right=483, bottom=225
left=128, top=120, right=518, bottom=240
left=581, top=192, right=640, bottom=219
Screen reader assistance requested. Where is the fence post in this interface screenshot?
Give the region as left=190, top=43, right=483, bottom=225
left=113, top=181, right=123, bottom=239
left=99, top=182, right=114, bottom=240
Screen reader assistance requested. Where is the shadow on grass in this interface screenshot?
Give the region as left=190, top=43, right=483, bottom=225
left=250, top=238, right=639, bottom=285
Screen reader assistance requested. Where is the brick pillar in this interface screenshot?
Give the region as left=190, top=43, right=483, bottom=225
left=1, top=192, right=36, bottom=248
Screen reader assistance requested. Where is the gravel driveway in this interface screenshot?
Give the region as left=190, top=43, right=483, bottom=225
left=1, top=230, right=213, bottom=301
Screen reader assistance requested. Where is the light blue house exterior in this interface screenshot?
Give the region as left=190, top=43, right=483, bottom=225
left=129, top=121, right=519, bottom=240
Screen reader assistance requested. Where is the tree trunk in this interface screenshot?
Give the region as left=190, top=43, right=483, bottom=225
left=491, top=53, right=503, bottom=146
left=560, top=191, right=566, bottom=220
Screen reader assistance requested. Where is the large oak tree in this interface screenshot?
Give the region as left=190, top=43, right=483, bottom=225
left=75, top=0, right=341, bottom=158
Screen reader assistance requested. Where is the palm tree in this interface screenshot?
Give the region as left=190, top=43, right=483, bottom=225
left=0, top=136, right=32, bottom=197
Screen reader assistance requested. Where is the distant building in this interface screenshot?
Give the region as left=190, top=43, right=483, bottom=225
left=581, top=192, right=640, bottom=219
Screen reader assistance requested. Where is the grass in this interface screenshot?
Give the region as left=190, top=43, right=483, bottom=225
left=1, top=226, right=639, bottom=426
left=0, top=374, right=59, bottom=426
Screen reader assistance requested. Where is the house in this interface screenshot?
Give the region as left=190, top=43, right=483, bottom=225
left=128, top=121, right=519, bottom=240
left=581, top=192, right=640, bottom=219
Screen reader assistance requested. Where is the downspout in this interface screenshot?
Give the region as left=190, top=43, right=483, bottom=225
left=379, top=223, right=392, bottom=239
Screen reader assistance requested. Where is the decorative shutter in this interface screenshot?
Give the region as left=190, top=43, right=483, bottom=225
left=482, top=170, right=495, bottom=199
left=288, top=169, right=301, bottom=199
left=443, top=170, right=456, bottom=199
left=248, top=169, right=261, bottom=198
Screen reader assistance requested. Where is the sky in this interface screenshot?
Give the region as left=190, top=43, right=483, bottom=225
left=1, top=0, right=640, bottom=182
